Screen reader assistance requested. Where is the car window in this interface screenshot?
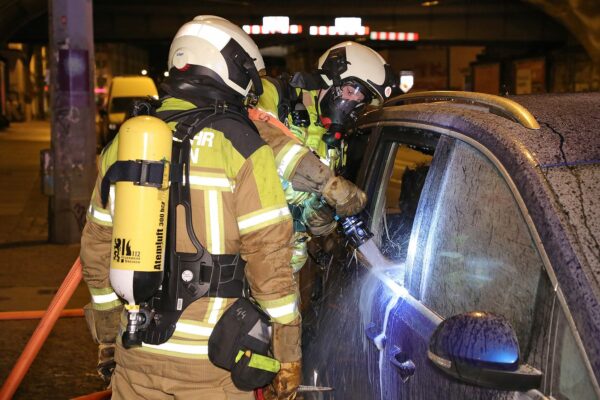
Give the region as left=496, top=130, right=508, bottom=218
left=551, top=307, right=599, bottom=400
left=413, top=137, right=546, bottom=348
left=368, top=127, right=437, bottom=286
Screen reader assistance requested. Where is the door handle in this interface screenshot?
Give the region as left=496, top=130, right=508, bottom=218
left=389, top=346, right=416, bottom=382
left=365, top=322, right=386, bottom=350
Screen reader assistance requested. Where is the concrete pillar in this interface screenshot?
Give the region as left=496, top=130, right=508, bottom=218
left=48, top=0, right=96, bottom=243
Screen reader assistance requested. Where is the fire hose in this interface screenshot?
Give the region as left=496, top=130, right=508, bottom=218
left=0, top=258, right=83, bottom=400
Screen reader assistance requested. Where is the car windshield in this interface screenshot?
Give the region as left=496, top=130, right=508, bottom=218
left=109, top=97, right=148, bottom=113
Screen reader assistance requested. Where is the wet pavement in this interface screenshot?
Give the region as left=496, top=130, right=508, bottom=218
left=0, top=121, right=106, bottom=399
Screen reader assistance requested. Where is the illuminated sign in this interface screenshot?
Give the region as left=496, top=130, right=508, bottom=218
left=369, top=31, right=419, bottom=41
left=310, top=17, right=369, bottom=36
left=243, top=16, right=302, bottom=34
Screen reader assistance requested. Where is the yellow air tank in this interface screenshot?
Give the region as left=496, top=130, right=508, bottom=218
left=109, top=116, right=172, bottom=346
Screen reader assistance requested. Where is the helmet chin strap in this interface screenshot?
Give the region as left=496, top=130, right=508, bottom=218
left=242, top=59, right=263, bottom=96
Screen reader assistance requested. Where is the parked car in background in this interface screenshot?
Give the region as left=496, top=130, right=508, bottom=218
left=98, top=75, right=158, bottom=148
left=301, top=92, right=600, bottom=400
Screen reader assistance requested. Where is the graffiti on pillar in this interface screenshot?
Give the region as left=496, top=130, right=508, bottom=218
left=55, top=104, right=80, bottom=138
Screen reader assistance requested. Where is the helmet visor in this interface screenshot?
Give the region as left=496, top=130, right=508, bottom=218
left=338, top=81, right=372, bottom=107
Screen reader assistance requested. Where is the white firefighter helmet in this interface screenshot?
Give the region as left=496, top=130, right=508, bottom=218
left=168, top=15, right=265, bottom=96
left=318, top=41, right=395, bottom=106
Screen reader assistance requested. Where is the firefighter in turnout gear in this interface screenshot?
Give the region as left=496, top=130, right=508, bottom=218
left=254, top=41, right=396, bottom=273
left=81, top=16, right=301, bottom=399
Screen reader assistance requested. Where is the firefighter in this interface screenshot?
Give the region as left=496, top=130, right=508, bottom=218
left=254, top=41, right=397, bottom=272
left=81, top=16, right=300, bottom=399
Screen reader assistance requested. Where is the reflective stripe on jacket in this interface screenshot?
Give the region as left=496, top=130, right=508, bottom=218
left=81, top=97, right=299, bottom=362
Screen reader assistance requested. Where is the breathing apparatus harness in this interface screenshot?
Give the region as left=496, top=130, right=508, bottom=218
left=100, top=94, right=257, bottom=348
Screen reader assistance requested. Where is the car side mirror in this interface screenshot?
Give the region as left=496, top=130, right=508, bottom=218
left=428, top=311, right=542, bottom=391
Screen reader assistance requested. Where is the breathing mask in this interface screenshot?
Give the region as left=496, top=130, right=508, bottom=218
left=319, top=81, right=371, bottom=147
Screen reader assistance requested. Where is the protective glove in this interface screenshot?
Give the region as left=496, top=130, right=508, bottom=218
left=83, top=303, right=123, bottom=384
left=322, top=176, right=367, bottom=217
left=97, top=343, right=116, bottom=384
left=262, top=361, right=302, bottom=400
left=302, top=197, right=336, bottom=237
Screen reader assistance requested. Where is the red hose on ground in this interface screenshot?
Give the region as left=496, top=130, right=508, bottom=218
left=70, top=389, right=112, bottom=400
left=0, top=258, right=83, bottom=400
left=0, top=308, right=84, bottom=320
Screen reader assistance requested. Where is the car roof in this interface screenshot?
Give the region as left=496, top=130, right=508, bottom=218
left=510, top=92, right=600, bottom=300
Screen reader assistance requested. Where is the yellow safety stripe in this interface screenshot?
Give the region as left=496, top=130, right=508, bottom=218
left=257, top=293, right=299, bottom=324
left=89, top=287, right=122, bottom=310
left=173, top=319, right=214, bottom=339
left=133, top=298, right=234, bottom=358
left=249, top=145, right=289, bottom=207
left=139, top=338, right=209, bottom=360
left=275, top=142, right=309, bottom=180
left=237, top=205, right=291, bottom=236
left=293, top=247, right=307, bottom=257
left=205, top=297, right=228, bottom=324
left=188, top=171, right=234, bottom=192
left=87, top=204, right=113, bottom=227
left=204, top=190, right=225, bottom=254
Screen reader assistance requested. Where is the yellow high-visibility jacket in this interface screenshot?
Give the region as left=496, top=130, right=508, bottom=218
left=80, top=97, right=300, bottom=373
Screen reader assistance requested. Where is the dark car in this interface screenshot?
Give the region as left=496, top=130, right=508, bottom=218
left=301, top=92, right=600, bottom=400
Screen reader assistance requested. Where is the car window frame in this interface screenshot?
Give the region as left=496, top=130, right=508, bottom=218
left=357, top=120, right=600, bottom=397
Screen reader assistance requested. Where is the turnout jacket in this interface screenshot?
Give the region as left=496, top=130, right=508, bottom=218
left=255, top=77, right=339, bottom=272
left=80, top=97, right=301, bottom=369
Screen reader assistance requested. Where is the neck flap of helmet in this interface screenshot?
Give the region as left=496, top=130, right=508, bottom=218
left=161, top=68, right=245, bottom=112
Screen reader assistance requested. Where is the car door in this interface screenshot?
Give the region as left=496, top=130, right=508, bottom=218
left=361, top=126, right=558, bottom=399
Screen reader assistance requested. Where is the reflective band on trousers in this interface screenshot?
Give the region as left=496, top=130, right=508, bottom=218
left=176, top=322, right=213, bottom=337
left=237, top=206, right=290, bottom=233
left=142, top=341, right=209, bottom=355
left=88, top=205, right=112, bottom=223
